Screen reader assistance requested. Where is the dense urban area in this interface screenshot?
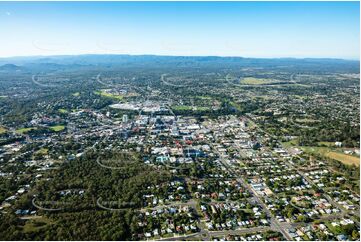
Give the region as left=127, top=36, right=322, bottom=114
left=0, top=55, right=359, bottom=241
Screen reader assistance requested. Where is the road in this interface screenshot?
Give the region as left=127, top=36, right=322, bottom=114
left=245, top=115, right=360, bottom=225
left=214, top=149, right=293, bottom=241
left=160, top=74, right=186, bottom=87
left=156, top=226, right=271, bottom=241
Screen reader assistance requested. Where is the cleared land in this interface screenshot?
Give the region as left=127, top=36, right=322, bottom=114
left=16, top=127, right=37, bottom=134
left=49, top=125, right=65, bottom=132
left=94, top=90, right=124, bottom=100
left=240, top=77, right=278, bottom=85
left=317, top=141, right=335, bottom=147
left=300, top=146, right=360, bottom=166
left=282, top=139, right=359, bottom=166
left=58, top=108, right=68, bottom=113
left=0, top=126, right=6, bottom=134
left=35, top=148, right=48, bottom=155
left=325, top=151, right=359, bottom=166
left=22, top=217, right=53, bottom=233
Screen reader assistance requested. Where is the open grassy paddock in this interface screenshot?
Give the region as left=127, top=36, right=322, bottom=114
left=300, top=146, right=359, bottom=166
left=240, top=77, right=278, bottom=85
left=16, top=127, right=37, bottom=134
left=49, top=125, right=65, bottom=132
left=94, top=90, right=124, bottom=100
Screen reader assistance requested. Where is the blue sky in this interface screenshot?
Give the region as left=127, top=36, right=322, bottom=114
left=0, top=1, right=359, bottom=59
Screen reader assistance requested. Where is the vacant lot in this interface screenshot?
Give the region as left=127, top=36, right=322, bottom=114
left=300, top=146, right=359, bottom=166
left=325, top=151, right=359, bottom=166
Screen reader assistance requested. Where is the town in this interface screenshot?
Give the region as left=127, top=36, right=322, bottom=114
left=0, top=55, right=359, bottom=241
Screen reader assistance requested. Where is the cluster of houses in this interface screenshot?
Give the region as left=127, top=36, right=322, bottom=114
left=135, top=205, right=199, bottom=239
left=201, top=202, right=268, bottom=231
left=305, top=169, right=347, bottom=189
left=191, top=179, right=250, bottom=201
left=1, top=96, right=359, bottom=241
left=0, top=184, right=31, bottom=211
left=330, top=189, right=360, bottom=211
left=211, top=231, right=284, bottom=241
left=293, top=218, right=359, bottom=241
left=142, top=180, right=190, bottom=207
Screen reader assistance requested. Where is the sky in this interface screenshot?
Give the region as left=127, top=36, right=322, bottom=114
left=0, top=1, right=359, bottom=59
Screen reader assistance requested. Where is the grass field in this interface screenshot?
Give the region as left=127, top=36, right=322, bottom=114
left=282, top=139, right=359, bottom=166
left=94, top=90, right=124, bottom=100
left=240, top=77, right=277, bottom=85
left=49, top=125, right=65, bottom=132
left=317, top=141, right=335, bottom=147
left=35, top=148, right=48, bottom=155
left=16, top=127, right=37, bottom=134
left=325, top=151, right=359, bottom=166
left=281, top=138, right=299, bottom=148
left=300, top=146, right=359, bottom=166
left=0, top=126, right=7, bottom=134
left=23, top=217, right=52, bottom=233
left=58, top=108, right=68, bottom=114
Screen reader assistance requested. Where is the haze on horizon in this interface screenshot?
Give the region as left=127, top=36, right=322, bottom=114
left=0, top=1, right=359, bottom=60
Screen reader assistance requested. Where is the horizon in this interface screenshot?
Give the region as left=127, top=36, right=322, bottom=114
left=0, top=53, right=360, bottom=62
left=0, top=1, right=360, bottom=59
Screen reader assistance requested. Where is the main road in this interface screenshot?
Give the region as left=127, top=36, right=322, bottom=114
left=209, top=141, right=293, bottom=241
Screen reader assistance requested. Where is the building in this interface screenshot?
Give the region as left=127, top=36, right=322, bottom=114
left=122, top=114, right=128, bottom=123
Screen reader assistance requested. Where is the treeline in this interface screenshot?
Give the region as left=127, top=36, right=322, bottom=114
left=298, top=122, right=359, bottom=147
left=261, top=116, right=359, bottom=148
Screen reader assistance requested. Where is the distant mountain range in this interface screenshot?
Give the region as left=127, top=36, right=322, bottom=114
left=0, top=54, right=359, bottom=73
left=0, top=63, right=23, bottom=71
